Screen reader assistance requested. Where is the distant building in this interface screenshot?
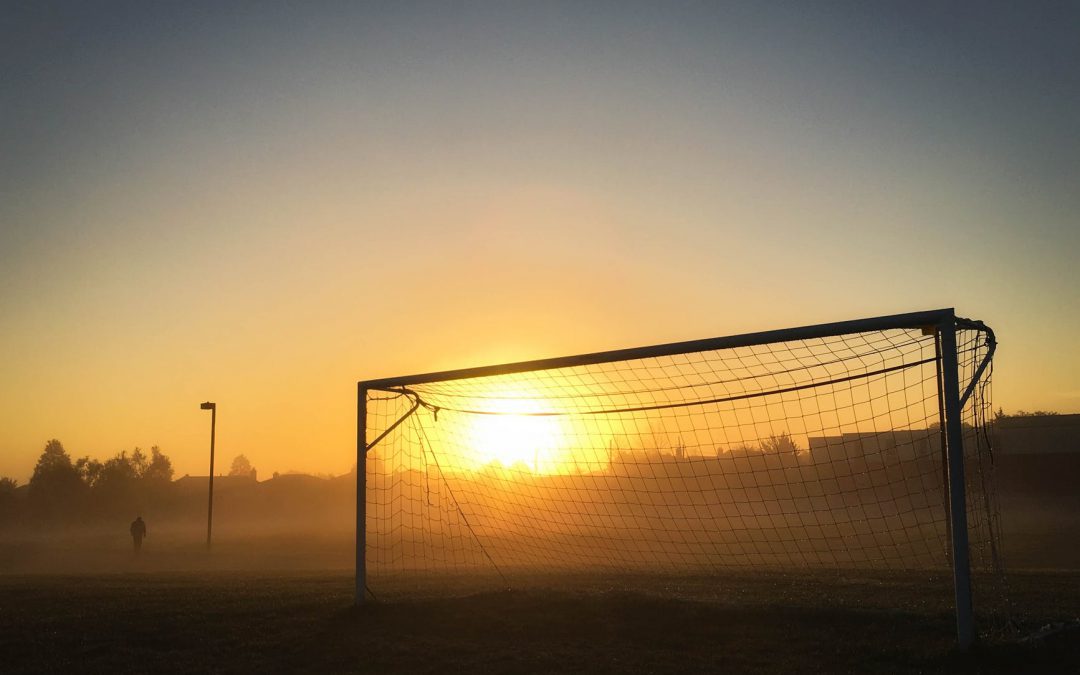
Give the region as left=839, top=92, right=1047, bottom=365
left=807, top=429, right=942, bottom=466
left=172, top=473, right=258, bottom=496
left=993, top=414, right=1080, bottom=495
left=804, top=414, right=1080, bottom=494
left=994, top=413, right=1080, bottom=455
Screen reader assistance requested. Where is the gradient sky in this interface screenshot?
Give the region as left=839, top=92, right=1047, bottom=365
left=2, top=1, right=1078, bottom=482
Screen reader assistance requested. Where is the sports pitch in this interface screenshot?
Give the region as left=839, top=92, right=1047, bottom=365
left=2, top=570, right=1077, bottom=674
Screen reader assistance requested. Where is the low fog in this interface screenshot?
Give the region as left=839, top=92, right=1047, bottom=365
left=0, top=443, right=357, bottom=574
left=2, top=427, right=1078, bottom=577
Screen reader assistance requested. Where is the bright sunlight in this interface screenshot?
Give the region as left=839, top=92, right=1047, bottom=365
left=457, top=386, right=570, bottom=473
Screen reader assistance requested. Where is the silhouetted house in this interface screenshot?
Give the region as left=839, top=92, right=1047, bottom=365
left=172, top=474, right=258, bottom=497
left=994, top=414, right=1080, bottom=495
left=994, top=414, right=1080, bottom=455
left=260, top=472, right=327, bottom=492
left=807, top=430, right=941, bottom=466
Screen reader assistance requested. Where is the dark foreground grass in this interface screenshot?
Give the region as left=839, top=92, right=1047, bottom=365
left=1, top=571, right=1078, bottom=674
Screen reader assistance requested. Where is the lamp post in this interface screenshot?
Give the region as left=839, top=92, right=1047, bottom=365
left=200, top=401, right=216, bottom=549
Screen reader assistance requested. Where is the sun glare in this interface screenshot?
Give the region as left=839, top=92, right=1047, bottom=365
left=461, top=387, right=569, bottom=473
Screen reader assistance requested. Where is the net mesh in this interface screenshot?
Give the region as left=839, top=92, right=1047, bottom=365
left=363, top=321, right=1001, bottom=617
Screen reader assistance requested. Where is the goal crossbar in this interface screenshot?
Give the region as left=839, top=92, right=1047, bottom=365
left=360, top=308, right=960, bottom=390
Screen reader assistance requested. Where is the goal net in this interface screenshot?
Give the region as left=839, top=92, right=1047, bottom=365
left=358, top=309, right=1002, bottom=637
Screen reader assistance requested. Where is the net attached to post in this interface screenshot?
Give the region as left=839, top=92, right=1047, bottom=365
left=955, top=321, right=1011, bottom=636
left=362, top=314, right=1002, bottom=624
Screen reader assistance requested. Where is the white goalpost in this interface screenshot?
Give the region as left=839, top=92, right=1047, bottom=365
left=356, top=308, right=1001, bottom=650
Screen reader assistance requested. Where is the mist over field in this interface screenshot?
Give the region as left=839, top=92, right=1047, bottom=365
left=3, top=416, right=1078, bottom=579
left=0, top=467, right=357, bottom=575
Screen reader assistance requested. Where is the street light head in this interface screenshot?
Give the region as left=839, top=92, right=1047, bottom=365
left=200, top=401, right=216, bottom=410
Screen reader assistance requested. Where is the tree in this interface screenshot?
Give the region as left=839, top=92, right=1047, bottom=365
left=28, top=439, right=85, bottom=519
left=130, top=447, right=149, bottom=478
left=997, top=409, right=1059, bottom=419
left=0, top=477, right=19, bottom=523
left=31, top=439, right=75, bottom=481
left=85, top=447, right=174, bottom=516
left=142, top=447, right=174, bottom=484
left=0, top=477, right=17, bottom=502
left=761, top=432, right=801, bottom=459
left=75, top=456, right=104, bottom=487
left=97, top=451, right=138, bottom=485
left=229, top=454, right=256, bottom=478
left=721, top=444, right=762, bottom=457
left=91, top=451, right=140, bottom=513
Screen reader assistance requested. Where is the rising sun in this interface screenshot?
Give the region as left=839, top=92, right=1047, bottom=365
left=461, top=389, right=569, bottom=473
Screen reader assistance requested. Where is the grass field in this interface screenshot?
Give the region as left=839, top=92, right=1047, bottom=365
left=1, top=569, right=1078, bottom=674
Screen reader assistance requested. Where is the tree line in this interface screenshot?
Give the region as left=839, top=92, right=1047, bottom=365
left=0, top=440, right=258, bottom=527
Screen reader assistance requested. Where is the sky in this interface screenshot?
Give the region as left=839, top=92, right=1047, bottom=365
left=2, top=1, right=1078, bottom=482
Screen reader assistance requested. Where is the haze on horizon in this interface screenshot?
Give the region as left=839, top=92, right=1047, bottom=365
left=2, top=1, right=1078, bottom=482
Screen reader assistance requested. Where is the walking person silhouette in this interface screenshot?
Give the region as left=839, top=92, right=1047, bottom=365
left=130, top=516, right=147, bottom=553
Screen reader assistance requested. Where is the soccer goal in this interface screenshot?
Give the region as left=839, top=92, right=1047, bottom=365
left=356, top=308, right=1000, bottom=649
